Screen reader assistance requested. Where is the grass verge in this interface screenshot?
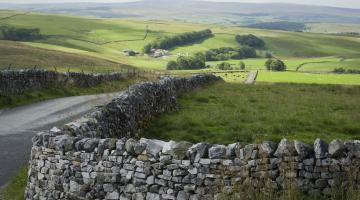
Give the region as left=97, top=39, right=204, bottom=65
left=0, top=166, right=27, bottom=200
left=0, top=77, right=150, bottom=110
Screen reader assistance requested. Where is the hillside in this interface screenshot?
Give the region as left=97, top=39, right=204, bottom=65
left=1, top=11, right=360, bottom=72
left=0, top=40, right=131, bottom=72
left=2, top=0, right=360, bottom=26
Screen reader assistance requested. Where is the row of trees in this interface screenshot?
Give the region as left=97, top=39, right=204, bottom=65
left=235, top=34, right=265, bottom=49
left=334, top=68, right=360, bottom=74
left=217, top=62, right=245, bottom=70
left=144, top=29, right=213, bottom=53
left=0, top=26, right=42, bottom=41
left=167, top=53, right=207, bottom=70
left=205, top=46, right=257, bottom=61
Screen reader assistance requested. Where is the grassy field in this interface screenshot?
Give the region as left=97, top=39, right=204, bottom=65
left=306, top=23, right=360, bottom=34
left=257, top=71, right=360, bottom=85
left=1, top=11, right=360, bottom=72
left=206, top=57, right=343, bottom=71
left=299, top=58, right=360, bottom=72
left=0, top=40, right=131, bottom=72
left=144, top=82, right=360, bottom=144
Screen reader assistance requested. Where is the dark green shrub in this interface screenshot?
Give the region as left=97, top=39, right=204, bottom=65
left=144, top=29, right=213, bottom=51
left=265, top=59, right=287, bottom=71
left=217, top=62, right=233, bottom=70
left=0, top=26, right=41, bottom=41
left=235, top=34, right=265, bottom=49
left=239, top=62, right=245, bottom=70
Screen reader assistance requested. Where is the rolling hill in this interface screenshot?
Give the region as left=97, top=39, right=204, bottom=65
left=1, top=11, right=360, bottom=71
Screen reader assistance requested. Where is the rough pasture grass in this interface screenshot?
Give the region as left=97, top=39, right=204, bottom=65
left=299, top=58, right=360, bottom=72
left=2, top=11, right=360, bottom=70
left=257, top=71, right=360, bottom=85
left=144, top=82, right=360, bottom=144
left=0, top=40, right=130, bottom=72
left=306, top=23, right=360, bottom=33
left=206, top=57, right=341, bottom=71
left=0, top=166, right=27, bottom=200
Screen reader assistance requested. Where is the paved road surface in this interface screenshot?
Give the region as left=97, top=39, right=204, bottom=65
left=0, top=93, right=119, bottom=187
left=244, top=70, right=258, bottom=84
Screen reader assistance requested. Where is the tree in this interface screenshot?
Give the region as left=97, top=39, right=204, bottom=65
left=270, top=59, right=286, bottom=71
left=143, top=44, right=152, bottom=54
left=235, top=34, right=265, bottom=49
left=143, top=29, right=213, bottom=52
left=167, top=61, right=178, bottom=70
left=1, top=26, right=41, bottom=41
left=217, top=62, right=233, bottom=70
left=265, top=52, right=273, bottom=58
left=177, top=56, right=190, bottom=69
left=265, top=59, right=273, bottom=70
left=239, top=62, right=245, bottom=70
left=204, top=46, right=256, bottom=61
left=238, top=46, right=256, bottom=58
left=265, top=59, right=286, bottom=71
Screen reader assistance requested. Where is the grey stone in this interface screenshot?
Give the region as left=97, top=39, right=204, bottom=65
left=242, top=144, right=257, bottom=160
left=294, top=140, right=313, bottom=158
left=328, top=140, right=346, bottom=158
left=163, top=141, right=193, bottom=160
left=344, top=140, right=360, bottom=158
left=177, top=191, right=190, bottom=200
left=274, top=139, right=297, bottom=157
left=69, top=180, right=80, bottom=193
left=125, top=184, right=136, bottom=193
left=226, top=143, right=238, bottom=158
left=187, top=143, right=210, bottom=163
left=140, top=138, right=165, bottom=157
left=125, top=138, right=137, bottom=155
left=106, top=191, right=120, bottom=200
left=116, top=139, right=126, bottom=152
left=259, top=141, right=277, bottom=157
left=134, top=142, right=147, bottom=155
left=314, top=139, right=328, bottom=159
left=146, top=193, right=160, bottom=200
left=51, top=135, right=75, bottom=152
left=146, top=176, right=154, bottom=185
left=83, top=138, right=99, bottom=152
left=132, top=193, right=145, bottom=200
left=208, top=145, right=226, bottom=159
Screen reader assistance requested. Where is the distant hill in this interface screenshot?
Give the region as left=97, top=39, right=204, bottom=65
left=1, top=0, right=360, bottom=25
left=245, top=21, right=307, bottom=32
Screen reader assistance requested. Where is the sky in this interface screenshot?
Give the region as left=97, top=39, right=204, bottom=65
left=0, top=0, right=359, bottom=9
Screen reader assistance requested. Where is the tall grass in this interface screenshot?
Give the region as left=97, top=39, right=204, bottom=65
left=144, top=82, right=360, bottom=144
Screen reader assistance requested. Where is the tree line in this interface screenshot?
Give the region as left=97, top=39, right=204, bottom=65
left=167, top=53, right=207, bottom=70
left=0, top=26, right=42, bottom=41
left=205, top=46, right=257, bottom=61
left=235, top=34, right=265, bottom=49
left=144, top=29, right=213, bottom=53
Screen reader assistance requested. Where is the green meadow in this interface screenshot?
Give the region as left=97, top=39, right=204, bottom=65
left=144, top=82, right=360, bottom=144
left=206, top=57, right=343, bottom=71
left=257, top=71, right=360, bottom=85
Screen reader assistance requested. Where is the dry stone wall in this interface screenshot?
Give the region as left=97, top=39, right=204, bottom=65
left=0, top=69, right=131, bottom=95
left=24, top=74, right=360, bottom=200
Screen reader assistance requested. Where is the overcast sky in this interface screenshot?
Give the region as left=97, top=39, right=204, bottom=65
left=1, top=0, right=359, bottom=9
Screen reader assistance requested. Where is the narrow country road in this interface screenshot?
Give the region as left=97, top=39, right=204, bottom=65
left=0, top=92, right=119, bottom=187
left=244, top=70, right=258, bottom=84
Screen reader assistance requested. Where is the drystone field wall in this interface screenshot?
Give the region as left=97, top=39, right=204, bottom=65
left=24, top=75, right=360, bottom=200
left=0, top=69, right=131, bottom=95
